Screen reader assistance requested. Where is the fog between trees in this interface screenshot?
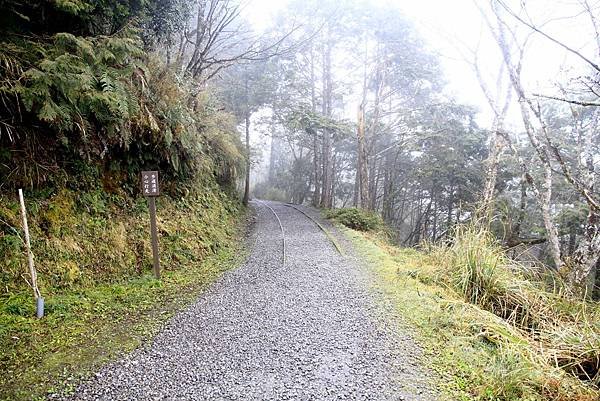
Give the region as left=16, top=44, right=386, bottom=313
left=0, top=0, right=598, bottom=298
left=218, top=0, right=600, bottom=298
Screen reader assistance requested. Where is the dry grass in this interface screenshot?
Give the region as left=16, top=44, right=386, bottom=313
left=346, top=225, right=600, bottom=401
left=432, top=222, right=600, bottom=388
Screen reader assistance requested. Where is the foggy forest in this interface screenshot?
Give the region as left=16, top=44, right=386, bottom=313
left=1, top=0, right=600, bottom=400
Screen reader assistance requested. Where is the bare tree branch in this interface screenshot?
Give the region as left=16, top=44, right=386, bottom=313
left=532, top=93, right=600, bottom=106
left=180, top=0, right=304, bottom=83
left=495, top=0, right=600, bottom=73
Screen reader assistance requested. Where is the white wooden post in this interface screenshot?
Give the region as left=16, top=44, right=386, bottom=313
left=18, top=189, right=43, bottom=317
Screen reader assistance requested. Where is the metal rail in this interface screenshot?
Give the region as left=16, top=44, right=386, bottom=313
left=283, top=204, right=344, bottom=256
left=255, top=199, right=286, bottom=267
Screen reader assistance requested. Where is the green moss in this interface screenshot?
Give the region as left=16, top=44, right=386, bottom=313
left=0, top=183, right=246, bottom=400
left=40, top=189, right=77, bottom=236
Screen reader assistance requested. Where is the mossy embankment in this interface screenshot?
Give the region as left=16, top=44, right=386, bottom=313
left=0, top=183, right=246, bottom=400
left=342, top=227, right=600, bottom=401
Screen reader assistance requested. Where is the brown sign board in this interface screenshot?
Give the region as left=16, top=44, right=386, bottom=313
left=141, top=171, right=160, bottom=197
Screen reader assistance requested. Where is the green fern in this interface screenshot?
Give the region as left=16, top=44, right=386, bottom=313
left=53, top=0, right=93, bottom=15
left=1, top=2, right=244, bottom=191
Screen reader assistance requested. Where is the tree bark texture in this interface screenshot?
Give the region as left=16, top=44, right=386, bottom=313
left=243, top=115, right=250, bottom=206
left=356, top=102, right=370, bottom=210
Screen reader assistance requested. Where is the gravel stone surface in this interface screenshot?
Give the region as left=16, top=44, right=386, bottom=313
left=57, top=201, right=438, bottom=400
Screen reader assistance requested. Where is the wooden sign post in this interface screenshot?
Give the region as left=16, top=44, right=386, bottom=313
left=142, top=171, right=161, bottom=279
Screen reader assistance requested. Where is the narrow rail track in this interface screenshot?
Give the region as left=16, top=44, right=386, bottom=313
left=253, top=200, right=344, bottom=266
left=254, top=199, right=286, bottom=267
left=283, top=203, right=345, bottom=256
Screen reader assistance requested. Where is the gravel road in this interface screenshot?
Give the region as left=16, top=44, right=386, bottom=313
left=59, top=201, right=437, bottom=400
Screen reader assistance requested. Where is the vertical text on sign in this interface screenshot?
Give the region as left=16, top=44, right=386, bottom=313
left=142, top=171, right=160, bottom=197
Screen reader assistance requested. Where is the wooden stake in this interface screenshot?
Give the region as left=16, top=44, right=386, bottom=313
left=18, top=189, right=40, bottom=299
left=148, top=196, right=160, bottom=279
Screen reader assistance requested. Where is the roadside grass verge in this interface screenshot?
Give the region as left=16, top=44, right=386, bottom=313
left=343, top=227, right=600, bottom=401
left=0, top=186, right=247, bottom=400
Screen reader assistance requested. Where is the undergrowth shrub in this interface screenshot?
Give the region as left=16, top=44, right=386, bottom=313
left=325, top=208, right=382, bottom=231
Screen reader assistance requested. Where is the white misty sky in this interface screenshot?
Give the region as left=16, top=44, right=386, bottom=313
left=243, top=0, right=600, bottom=128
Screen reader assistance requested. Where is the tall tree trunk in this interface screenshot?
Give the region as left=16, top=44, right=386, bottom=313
left=320, top=38, right=333, bottom=208
left=330, top=152, right=337, bottom=208
left=481, top=130, right=503, bottom=219
left=243, top=114, right=250, bottom=206
left=320, top=129, right=332, bottom=208
left=310, top=43, right=317, bottom=113
left=353, top=172, right=359, bottom=207
left=492, top=13, right=564, bottom=270
left=356, top=102, right=370, bottom=209
left=568, top=211, right=600, bottom=297
left=540, top=165, right=563, bottom=270
left=513, top=175, right=527, bottom=240
left=356, top=39, right=370, bottom=210
left=309, top=45, right=320, bottom=207
left=186, top=0, right=207, bottom=76
left=367, top=148, right=378, bottom=210
left=382, top=151, right=395, bottom=222
left=567, top=107, right=599, bottom=293
left=312, top=132, right=320, bottom=207
left=268, top=134, right=278, bottom=183
left=446, top=184, right=455, bottom=232
left=368, top=50, right=384, bottom=210
left=472, top=46, right=511, bottom=221
left=566, top=108, right=600, bottom=296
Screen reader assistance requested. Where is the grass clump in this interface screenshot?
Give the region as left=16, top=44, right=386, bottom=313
left=433, top=222, right=600, bottom=387
left=436, top=224, right=554, bottom=330
left=325, top=207, right=382, bottom=231
left=344, top=225, right=600, bottom=401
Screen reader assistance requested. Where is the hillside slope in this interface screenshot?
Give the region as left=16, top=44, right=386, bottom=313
left=0, top=182, right=245, bottom=399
